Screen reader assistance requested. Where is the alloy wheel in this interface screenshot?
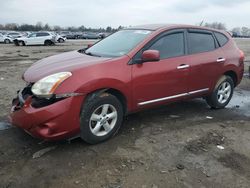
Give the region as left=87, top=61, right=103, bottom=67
left=89, top=104, right=118, bottom=137
left=217, top=81, right=232, bottom=104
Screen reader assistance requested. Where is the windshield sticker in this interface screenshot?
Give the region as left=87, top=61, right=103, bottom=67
left=134, top=30, right=151, bottom=35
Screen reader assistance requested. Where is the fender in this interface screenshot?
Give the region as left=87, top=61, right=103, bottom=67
left=223, top=64, right=243, bottom=85
left=75, top=78, right=132, bottom=112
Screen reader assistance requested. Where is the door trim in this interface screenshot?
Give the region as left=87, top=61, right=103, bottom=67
left=138, top=88, right=209, bottom=106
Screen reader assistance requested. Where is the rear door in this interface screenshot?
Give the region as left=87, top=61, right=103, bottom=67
left=185, top=29, right=225, bottom=96
left=132, top=30, right=189, bottom=108
left=36, top=33, right=49, bottom=44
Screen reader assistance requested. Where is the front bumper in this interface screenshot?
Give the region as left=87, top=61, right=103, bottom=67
left=9, top=87, right=85, bottom=141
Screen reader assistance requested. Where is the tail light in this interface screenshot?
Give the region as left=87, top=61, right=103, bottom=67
left=239, top=50, right=245, bottom=64
left=239, top=50, right=245, bottom=80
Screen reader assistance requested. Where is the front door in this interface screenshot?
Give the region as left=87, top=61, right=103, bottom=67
left=132, top=31, right=189, bottom=108
left=26, top=33, right=37, bottom=45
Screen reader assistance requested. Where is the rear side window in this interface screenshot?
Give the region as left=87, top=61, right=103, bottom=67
left=149, top=32, right=185, bottom=59
left=188, top=32, right=215, bottom=54
left=37, top=33, right=49, bottom=37
left=214, top=32, right=228, bottom=47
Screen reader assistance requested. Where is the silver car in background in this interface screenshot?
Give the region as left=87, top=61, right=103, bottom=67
left=0, top=33, right=13, bottom=44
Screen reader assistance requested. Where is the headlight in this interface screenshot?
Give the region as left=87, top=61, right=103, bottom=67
left=31, top=72, right=72, bottom=98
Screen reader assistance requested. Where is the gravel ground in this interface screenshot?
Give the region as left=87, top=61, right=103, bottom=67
left=0, top=39, right=250, bottom=188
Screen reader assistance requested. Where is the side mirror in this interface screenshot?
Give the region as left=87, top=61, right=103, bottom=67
left=141, top=50, right=160, bottom=63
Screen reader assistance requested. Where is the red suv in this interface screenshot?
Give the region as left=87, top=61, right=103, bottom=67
left=10, top=24, right=244, bottom=144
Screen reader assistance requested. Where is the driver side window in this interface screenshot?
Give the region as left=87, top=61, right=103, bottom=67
left=148, top=32, right=185, bottom=59
left=30, top=33, right=37, bottom=38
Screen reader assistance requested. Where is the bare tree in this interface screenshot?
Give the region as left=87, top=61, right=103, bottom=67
left=231, top=27, right=250, bottom=36
left=241, top=27, right=250, bottom=36
left=35, top=22, right=43, bottom=31
left=44, top=23, right=51, bottom=31
left=231, top=27, right=241, bottom=35
left=53, top=25, right=62, bottom=31
left=5, top=23, right=19, bottom=30
left=0, top=22, right=123, bottom=32
left=204, top=22, right=227, bottom=30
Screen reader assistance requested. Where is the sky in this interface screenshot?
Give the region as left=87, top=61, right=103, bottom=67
left=0, top=0, right=250, bottom=29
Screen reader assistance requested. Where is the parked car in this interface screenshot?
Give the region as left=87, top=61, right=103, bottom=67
left=10, top=24, right=244, bottom=144
left=13, top=32, right=56, bottom=46
left=0, top=33, right=13, bottom=43
left=55, top=34, right=67, bottom=43
left=0, top=31, right=7, bottom=35
left=98, top=32, right=109, bottom=39
left=82, top=32, right=99, bottom=39
left=6, top=32, right=23, bottom=39
left=60, top=31, right=80, bottom=39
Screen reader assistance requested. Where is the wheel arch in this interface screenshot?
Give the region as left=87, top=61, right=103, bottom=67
left=4, top=38, right=10, bottom=43
left=85, top=88, right=128, bottom=115
left=44, top=39, right=53, bottom=45
left=13, top=39, right=20, bottom=46
left=224, top=70, right=238, bottom=87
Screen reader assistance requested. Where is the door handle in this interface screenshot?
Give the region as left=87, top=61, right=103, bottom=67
left=217, top=58, right=226, bottom=63
left=177, top=64, right=190, bottom=69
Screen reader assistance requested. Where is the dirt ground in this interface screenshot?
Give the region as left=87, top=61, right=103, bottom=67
left=0, top=39, right=250, bottom=188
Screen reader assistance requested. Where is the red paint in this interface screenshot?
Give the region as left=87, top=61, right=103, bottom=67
left=141, top=50, right=160, bottom=62
left=10, top=24, right=244, bottom=140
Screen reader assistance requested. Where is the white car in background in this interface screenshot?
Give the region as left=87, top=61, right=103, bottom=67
left=13, top=32, right=56, bottom=46
left=55, top=34, right=66, bottom=43
left=6, top=32, right=23, bottom=39
left=0, top=33, right=13, bottom=44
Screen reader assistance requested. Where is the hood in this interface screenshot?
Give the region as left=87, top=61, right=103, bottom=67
left=16, top=36, right=28, bottom=40
left=23, top=50, right=111, bottom=83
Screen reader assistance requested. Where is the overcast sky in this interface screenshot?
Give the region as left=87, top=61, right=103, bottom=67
left=0, top=0, right=250, bottom=29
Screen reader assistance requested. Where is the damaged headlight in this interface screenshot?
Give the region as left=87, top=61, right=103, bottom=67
left=31, top=72, right=72, bottom=98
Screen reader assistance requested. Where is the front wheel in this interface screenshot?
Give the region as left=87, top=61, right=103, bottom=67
left=18, top=41, right=25, bottom=46
left=80, top=92, right=123, bottom=144
left=206, top=75, right=234, bottom=109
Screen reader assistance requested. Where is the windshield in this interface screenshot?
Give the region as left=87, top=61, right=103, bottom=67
left=85, top=30, right=152, bottom=57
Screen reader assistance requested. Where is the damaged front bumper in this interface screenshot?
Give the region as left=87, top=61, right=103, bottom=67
left=9, top=84, right=85, bottom=141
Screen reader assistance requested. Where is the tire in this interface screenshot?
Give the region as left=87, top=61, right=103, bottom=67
left=44, top=40, right=52, bottom=46
left=58, top=38, right=64, bottom=43
left=18, top=41, right=25, bottom=46
left=14, top=40, right=19, bottom=46
left=80, top=92, right=124, bottom=144
left=206, top=75, right=234, bottom=109
left=4, top=39, right=10, bottom=44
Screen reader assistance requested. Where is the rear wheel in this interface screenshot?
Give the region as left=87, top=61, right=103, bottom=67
left=58, top=38, right=64, bottom=43
left=80, top=92, right=123, bottom=144
left=44, top=40, right=52, bottom=46
left=206, top=75, right=234, bottom=109
left=4, top=39, right=10, bottom=44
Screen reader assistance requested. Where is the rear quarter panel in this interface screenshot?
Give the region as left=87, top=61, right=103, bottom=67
left=220, top=35, right=243, bottom=85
